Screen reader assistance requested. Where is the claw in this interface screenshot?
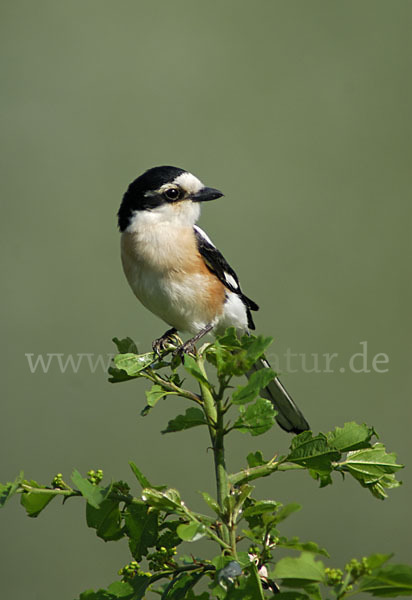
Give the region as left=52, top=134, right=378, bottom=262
left=173, top=340, right=197, bottom=358
left=152, top=328, right=179, bottom=356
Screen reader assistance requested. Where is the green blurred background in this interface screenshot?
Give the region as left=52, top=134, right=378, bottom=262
left=1, top=1, right=411, bottom=598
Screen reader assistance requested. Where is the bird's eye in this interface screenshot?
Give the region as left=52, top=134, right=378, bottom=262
left=164, top=187, right=181, bottom=201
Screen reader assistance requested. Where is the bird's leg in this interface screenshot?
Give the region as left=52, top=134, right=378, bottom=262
left=152, top=327, right=179, bottom=355
left=175, top=323, right=214, bottom=356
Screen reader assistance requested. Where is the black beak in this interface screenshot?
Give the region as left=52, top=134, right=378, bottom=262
left=191, top=187, right=224, bottom=203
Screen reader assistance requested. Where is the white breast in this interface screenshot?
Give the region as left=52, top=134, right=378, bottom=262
left=121, top=206, right=223, bottom=333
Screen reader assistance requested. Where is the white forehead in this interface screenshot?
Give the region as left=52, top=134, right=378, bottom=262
left=173, top=171, right=204, bottom=194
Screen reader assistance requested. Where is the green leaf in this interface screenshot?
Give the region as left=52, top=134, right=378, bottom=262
left=112, top=337, right=138, bottom=354
left=273, top=552, right=325, bottom=584
left=183, top=354, right=211, bottom=386
left=287, top=432, right=341, bottom=477
left=274, top=502, right=302, bottom=524
left=242, top=334, right=273, bottom=366
left=114, top=352, right=155, bottom=377
left=246, top=451, right=267, bottom=468
left=106, top=581, right=135, bottom=598
left=162, top=408, right=207, bottom=434
left=86, top=498, right=124, bottom=541
left=358, top=563, right=412, bottom=596
left=200, top=491, right=221, bottom=516
left=141, top=488, right=183, bottom=513
left=215, top=327, right=242, bottom=349
left=157, top=520, right=182, bottom=549
left=129, top=461, right=151, bottom=488
left=206, top=331, right=273, bottom=377
left=243, top=500, right=280, bottom=518
left=124, top=502, right=158, bottom=561
left=0, top=472, right=23, bottom=508
left=232, top=368, right=275, bottom=405
left=129, top=573, right=152, bottom=599
left=327, top=422, right=376, bottom=452
left=338, top=443, right=403, bottom=498
left=341, top=443, right=403, bottom=478
left=234, top=398, right=276, bottom=436
left=78, top=590, right=114, bottom=599
left=20, top=480, right=55, bottom=517
left=176, top=521, right=205, bottom=542
left=71, top=470, right=110, bottom=509
left=108, top=365, right=137, bottom=383
left=366, top=554, right=394, bottom=570
left=129, top=462, right=166, bottom=493
left=162, top=570, right=206, bottom=599
left=142, top=384, right=171, bottom=415
left=275, top=536, right=329, bottom=557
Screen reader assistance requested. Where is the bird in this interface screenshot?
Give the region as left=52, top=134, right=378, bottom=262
left=117, top=165, right=309, bottom=434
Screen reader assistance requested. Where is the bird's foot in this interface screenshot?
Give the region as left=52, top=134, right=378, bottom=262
left=173, top=339, right=197, bottom=358
left=152, top=328, right=180, bottom=356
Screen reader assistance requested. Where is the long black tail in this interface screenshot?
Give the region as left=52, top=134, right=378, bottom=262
left=248, top=357, right=310, bottom=434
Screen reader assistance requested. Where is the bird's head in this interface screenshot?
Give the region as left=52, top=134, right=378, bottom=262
left=118, top=166, right=223, bottom=232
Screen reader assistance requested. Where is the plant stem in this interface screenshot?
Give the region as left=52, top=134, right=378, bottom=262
left=196, top=355, right=231, bottom=547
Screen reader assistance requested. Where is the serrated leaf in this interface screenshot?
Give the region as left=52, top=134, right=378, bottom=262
left=183, top=355, right=211, bottom=386
left=215, top=327, right=242, bottom=349
left=157, top=520, right=182, bottom=549
left=71, top=470, right=111, bottom=508
left=114, top=352, right=155, bottom=376
left=0, top=472, right=23, bottom=508
left=129, top=461, right=151, bottom=488
left=327, top=422, right=375, bottom=452
left=287, top=432, right=341, bottom=477
left=142, top=488, right=183, bottom=513
left=273, top=552, right=325, bottom=583
left=162, top=408, right=207, bottom=434
left=358, top=563, right=412, bottom=596
left=20, top=480, right=55, bottom=517
left=112, top=337, right=138, bottom=354
left=108, top=365, right=137, bottom=383
left=338, top=443, right=403, bottom=498
left=242, top=335, right=273, bottom=365
left=234, top=398, right=276, bottom=436
left=232, top=368, right=275, bottom=405
left=86, top=498, right=124, bottom=541
left=341, top=443, right=403, bottom=478
left=176, top=521, right=205, bottom=542
left=124, top=503, right=158, bottom=561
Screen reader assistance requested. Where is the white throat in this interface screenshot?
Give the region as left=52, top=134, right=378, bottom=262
left=125, top=201, right=201, bottom=233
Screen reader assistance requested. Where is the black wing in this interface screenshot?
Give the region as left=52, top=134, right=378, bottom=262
left=193, top=225, right=259, bottom=329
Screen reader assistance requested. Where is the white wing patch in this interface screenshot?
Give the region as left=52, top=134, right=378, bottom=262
left=193, top=225, right=215, bottom=247
left=194, top=225, right=240, bottom=291
left=224, top=272, right=239, bottom=289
